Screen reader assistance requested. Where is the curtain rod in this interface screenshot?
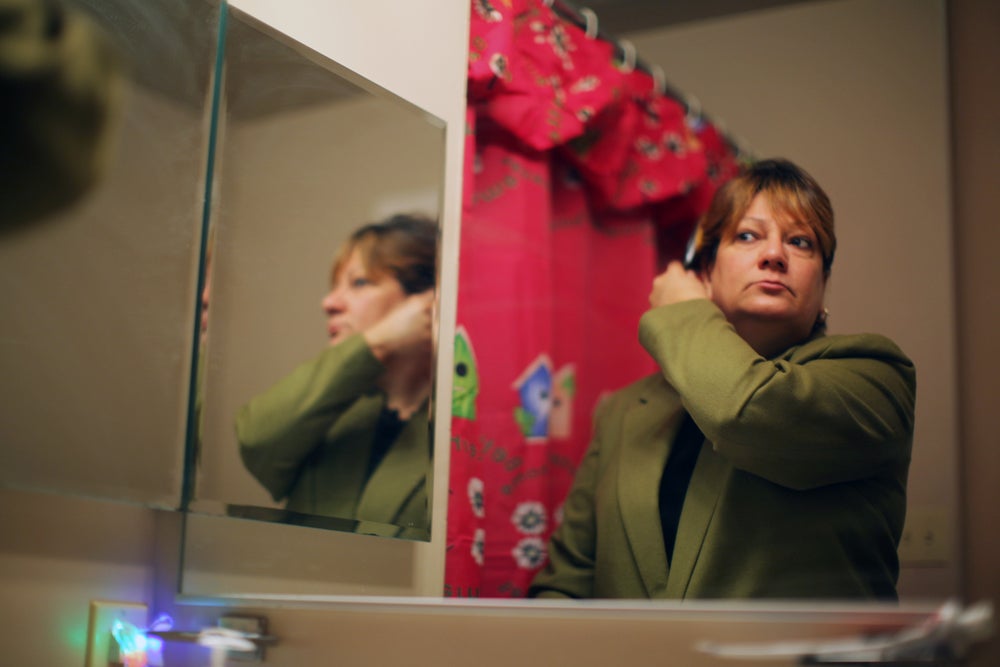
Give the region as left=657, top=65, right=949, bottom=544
left=547, top=0, right=684, bottom=100
left=545, top=0, right=752, bottom=158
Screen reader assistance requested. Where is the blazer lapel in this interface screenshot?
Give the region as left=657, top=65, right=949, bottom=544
left=664, top=442, right=727, bottom=598
left=323, top=395, right=381, bottom=509
left=617, top=378, right=685, bottom=598
left=356, top=412, right=430, bottom=525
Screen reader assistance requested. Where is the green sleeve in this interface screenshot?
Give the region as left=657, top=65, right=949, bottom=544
left=236, top=334, right=385, bottom=501
left=639, top=299, right=916, bottom=490
left=1, top=0, right=122, bottom=228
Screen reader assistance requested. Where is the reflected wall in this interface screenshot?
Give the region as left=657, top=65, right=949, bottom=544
left=0, top=0, right=221, bottom=507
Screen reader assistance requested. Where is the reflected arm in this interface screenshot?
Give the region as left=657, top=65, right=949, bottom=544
left=638, top=299, right=916, bottom=490
left=236, top=334, right=384, bottom=501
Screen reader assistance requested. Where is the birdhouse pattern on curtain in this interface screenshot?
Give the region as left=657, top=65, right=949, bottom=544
left=446, top=0, right=741, bottom=597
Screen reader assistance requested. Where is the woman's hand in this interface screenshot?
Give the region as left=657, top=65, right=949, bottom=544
left=363, top=290, right=435, bottom=363
left=649, top=261, right=709, bottom=308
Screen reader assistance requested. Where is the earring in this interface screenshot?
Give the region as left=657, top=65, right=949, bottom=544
left=816, top=308, right=829, bottom=325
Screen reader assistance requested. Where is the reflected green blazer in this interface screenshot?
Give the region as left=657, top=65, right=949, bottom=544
left=236, top=335, right=431, bottom=540
left=530, top=300, right=916, bottom=600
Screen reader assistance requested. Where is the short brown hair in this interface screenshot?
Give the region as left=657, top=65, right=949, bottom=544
left=331, top=213, right=438, bottom=293
left=692, top=158, right=836, bottom=277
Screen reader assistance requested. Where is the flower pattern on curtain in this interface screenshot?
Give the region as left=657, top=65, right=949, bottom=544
left=446, top=0, right=740, bottom=598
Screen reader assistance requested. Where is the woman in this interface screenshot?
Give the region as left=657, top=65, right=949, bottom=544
left=236, top=213, right=437, bottom=540
left=529, top=159, right=916, bottom=600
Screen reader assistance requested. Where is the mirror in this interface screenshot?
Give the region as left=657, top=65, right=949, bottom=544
left=186, top=6, right=446, bottom=541
left=0, top=0, right=221, bottom=508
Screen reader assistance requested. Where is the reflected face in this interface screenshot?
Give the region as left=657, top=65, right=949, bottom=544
left=706, top=194, right=826, bottom=345
left=321, top=247, right=406, bottom=346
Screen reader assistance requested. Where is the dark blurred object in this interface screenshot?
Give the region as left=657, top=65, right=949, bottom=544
left=0, top=0, right=122, bottom=230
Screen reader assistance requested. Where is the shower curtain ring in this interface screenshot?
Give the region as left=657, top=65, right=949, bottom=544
left=684, top=92, right=703, bottom=123
left=618, top=39, right=636, bottom=72
left=651, top=64, right=667, bottom=96
left=579, top=7, right=599, bottom=38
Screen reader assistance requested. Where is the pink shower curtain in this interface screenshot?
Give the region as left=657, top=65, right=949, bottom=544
left=445, top=0, right=740, bottom=597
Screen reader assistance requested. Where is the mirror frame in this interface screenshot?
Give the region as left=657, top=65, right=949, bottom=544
left=184, top=3, right=447, bottom=542
left=175, top=0, right=468, bottom=599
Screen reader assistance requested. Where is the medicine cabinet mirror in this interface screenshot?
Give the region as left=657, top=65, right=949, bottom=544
left=184, top=5, right=446, bottom=542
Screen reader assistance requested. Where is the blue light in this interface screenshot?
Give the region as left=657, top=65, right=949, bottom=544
left=109, top=613, right=175, bottom=667
left=144, top=613, right=174, bottom=666
left=111, top=619, right=147, bottom=666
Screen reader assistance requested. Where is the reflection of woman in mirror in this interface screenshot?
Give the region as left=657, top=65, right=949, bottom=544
left=236, top=214, right=437, bottom=539
left=530, top=159, right=916, bottom=600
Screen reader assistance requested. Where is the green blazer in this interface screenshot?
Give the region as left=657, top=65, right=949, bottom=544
left=236, top=334, right=431, bottom=540
left=530, top=300, right=916, bottom=600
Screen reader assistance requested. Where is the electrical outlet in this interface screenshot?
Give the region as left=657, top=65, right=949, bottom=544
left=898, top=508, right=950, bottom=566
left=84, top=600, right=148, bottom=667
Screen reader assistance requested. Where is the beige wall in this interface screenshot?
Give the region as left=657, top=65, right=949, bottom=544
left=2, top=1, right=998, bottom=666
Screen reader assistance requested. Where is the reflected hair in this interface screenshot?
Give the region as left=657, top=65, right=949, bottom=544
left=692, top=158, right=836, bottom=277
left=331, top=213, right=438, bottom=294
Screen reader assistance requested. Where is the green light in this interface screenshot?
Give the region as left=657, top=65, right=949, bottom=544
left=64, top=620, right=89, bottom=653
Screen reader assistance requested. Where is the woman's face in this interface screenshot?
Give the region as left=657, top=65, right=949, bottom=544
left=706, top=193, right=826, bottom=350
left=321, top=247, right=406, bottom=346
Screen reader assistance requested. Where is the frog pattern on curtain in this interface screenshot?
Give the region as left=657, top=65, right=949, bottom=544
left=446, top=0, right=740, bottom=598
